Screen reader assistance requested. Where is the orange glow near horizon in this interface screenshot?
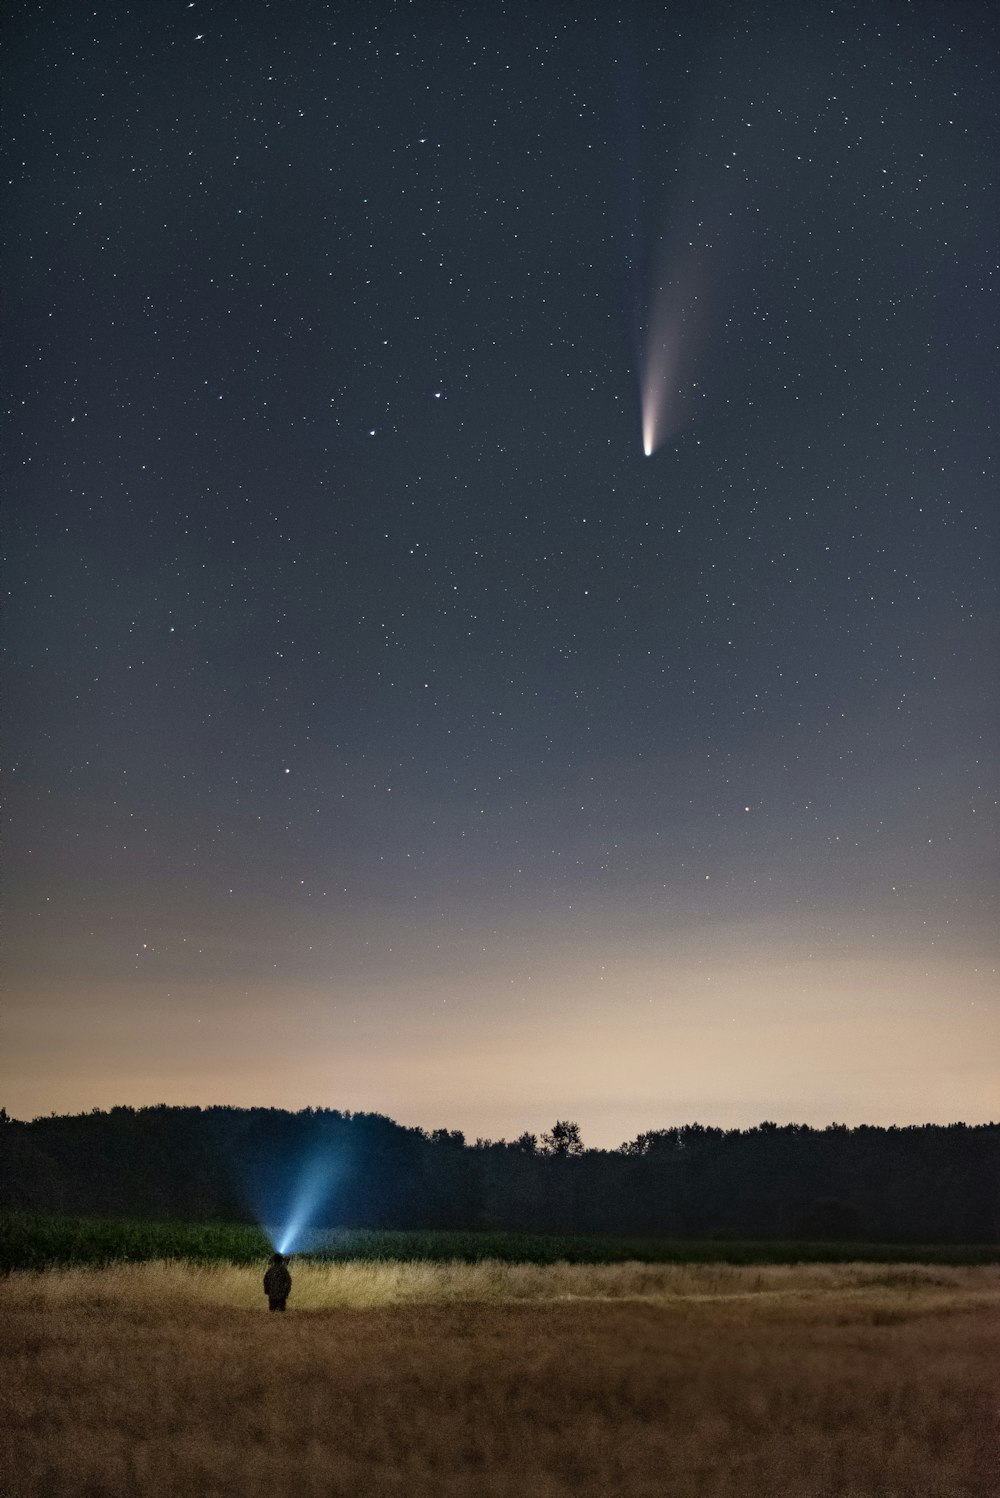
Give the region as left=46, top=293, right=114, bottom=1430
left=5, top=922, right=997, bottom=1147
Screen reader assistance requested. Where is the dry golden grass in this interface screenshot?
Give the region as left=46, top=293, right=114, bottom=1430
left=2, top=1260, right=998, bottom=1497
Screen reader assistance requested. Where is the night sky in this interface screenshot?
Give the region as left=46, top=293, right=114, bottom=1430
left=5, top=0, right=997, bottom=1146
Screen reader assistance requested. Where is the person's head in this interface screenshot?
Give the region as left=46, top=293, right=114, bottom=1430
left=270, top=1251, right=285, bottom=1264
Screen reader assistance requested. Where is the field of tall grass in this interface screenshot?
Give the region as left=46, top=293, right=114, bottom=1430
left=2, top=1258, right=997, bottom=1496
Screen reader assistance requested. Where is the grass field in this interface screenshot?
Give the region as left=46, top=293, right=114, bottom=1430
left=2, top=1259, right=998, bottom=1497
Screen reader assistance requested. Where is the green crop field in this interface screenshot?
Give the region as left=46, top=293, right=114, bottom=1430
left=1, top=1213, right=996, bottom=1273
left=0, top=1214, right=270, bottom=1271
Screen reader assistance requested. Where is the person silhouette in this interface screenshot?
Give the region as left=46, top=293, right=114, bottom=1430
left=263, top=1251, right=292, bottom=1311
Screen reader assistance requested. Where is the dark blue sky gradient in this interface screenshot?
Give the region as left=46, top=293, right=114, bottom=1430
left=4, top=0, right=997, bottom=1143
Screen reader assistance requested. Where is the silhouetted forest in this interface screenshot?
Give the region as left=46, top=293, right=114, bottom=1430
left=1, top=1106, right=996, bottom=1242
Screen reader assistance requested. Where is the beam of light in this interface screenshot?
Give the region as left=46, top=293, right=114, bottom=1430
left=264, top=1152, right=340, bottom=1256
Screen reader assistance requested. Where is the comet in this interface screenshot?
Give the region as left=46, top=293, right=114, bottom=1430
left=640, top=316, right=679, bottom=457
left=639, top=249, right=705, bottom=457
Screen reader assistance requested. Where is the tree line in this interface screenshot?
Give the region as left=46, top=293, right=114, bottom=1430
left=1, top=1105, right=997, bottom=1243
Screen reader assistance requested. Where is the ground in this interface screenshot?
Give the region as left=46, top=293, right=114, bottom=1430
left=2, top=1261, right=998, bottom=1496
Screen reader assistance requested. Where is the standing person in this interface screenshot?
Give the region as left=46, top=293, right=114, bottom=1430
left=263, top=1251, right=292, bottom=1311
